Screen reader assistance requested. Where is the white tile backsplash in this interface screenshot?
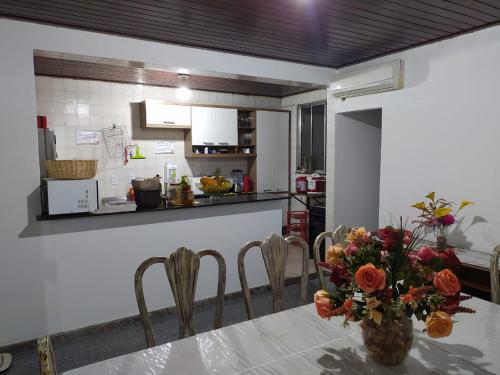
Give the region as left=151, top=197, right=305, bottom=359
left=36, top=76, right=281, bottom=199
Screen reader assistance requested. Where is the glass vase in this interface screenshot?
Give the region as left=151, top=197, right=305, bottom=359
left=360, top=316, right=413, bottom=366
left=435, top=226, right=448, bottom=251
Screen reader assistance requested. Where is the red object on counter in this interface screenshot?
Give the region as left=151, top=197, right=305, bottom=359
left=307, top=176, right=326, bottom=192
left=37, top=115, right=47, bottom=129
left=296, top=176, right=308, bottom=193
left=243, top=175, right=251, bottom=192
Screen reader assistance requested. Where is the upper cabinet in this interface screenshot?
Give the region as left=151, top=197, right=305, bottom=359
left=140, top=101, right=191, bottom=129
left=191, top=107, right=237, bottom=146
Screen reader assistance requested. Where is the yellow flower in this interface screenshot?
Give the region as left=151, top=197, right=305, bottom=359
left=346, top=227, right=366, bottom=242
left=426, top=192, right=436, bottom=201
left=434, top=207, right=452, bottom=218
left=412, top=201, right=426, bottom=210
left=459, top=200, right=474, bottom=210
left=369, top=309, right=383, bottom=325
left=325, top=244, right=344, bottom=266
left=365, top=297, right=381, bottom=309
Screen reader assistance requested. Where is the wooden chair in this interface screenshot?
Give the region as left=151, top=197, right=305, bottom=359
left=37, top=336, right=57, bottom=375
left=313, top=225, right=348, bottom=289
left=491, top=245, right=500, bottom=304
left=238, top=233, right=309, bottom=320
left=134, top=247, right=226, bottom=348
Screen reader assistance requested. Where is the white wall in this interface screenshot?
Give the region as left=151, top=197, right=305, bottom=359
left=0, top=18, right=334, bottom=346
left=36, top=76, right=280, bottom=198
left=334, top=110, right=381, bottom=230
left=331, top=24, right=500, bottom=252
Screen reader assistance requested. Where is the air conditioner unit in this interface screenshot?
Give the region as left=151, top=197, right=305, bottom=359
left=330, top=60, right=404, bottom=98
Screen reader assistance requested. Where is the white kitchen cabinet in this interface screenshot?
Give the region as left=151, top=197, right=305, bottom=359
left=141, top=101, right=191, bottom=128
left=192, top=106, right=216, bottom=145
left=191, top=106, right=237, bottom=146
left=256, top=111, right=290, bottom=192
left=214, top=108, right=237, bottom=146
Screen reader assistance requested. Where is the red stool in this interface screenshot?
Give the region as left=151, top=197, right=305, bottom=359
left=287, top=210, right=309, bottom=241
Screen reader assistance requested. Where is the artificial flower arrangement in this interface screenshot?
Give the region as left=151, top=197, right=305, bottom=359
left=314, top=220, right=475, bottom=366
left=412, top=192, right=473, bottom=249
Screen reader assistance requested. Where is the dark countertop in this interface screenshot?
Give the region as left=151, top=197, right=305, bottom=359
left=37, top=193, right=289, bottom=221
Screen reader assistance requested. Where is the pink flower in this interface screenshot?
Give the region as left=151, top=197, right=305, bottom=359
left=403, top=230, right=413, bottom=245
left=407, top=253, right=418, bottom=268
left=416, top=246, right=437, bottom=264
left=439, top=214, right=455, bottom=226
left=344, top=243, right=359, bottom=256
left=438, top=248, right=461, bottom=272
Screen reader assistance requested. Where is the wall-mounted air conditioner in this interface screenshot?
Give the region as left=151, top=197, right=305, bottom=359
left=330, top=60, right=404, bottom=98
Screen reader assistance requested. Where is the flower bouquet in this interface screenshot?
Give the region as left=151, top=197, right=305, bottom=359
left=412, top=192, right=473, bottom=250
left=314, top=221, right=474, bottom=366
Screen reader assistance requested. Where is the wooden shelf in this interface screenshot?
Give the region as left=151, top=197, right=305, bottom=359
left=186, top=153, right=257, bottom=158
left=238, top=127, right=255, bottom=130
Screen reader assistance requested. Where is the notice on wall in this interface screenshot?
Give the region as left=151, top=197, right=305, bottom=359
left=76, top=130, right=100, bottom=145
left=154, top=141, right=175, bottom=154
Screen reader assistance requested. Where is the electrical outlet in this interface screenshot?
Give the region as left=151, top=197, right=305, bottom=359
left=128, top=174, right=135, bottom=183
left=111, top=175, right=119, bottom=185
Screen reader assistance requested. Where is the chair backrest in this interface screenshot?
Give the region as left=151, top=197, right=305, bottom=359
left=134, top=247, right=226, bottom=347
left=313, top=225, right=348, bottom=289
left=491, top=245, right=500, bottom=304
left=37, top=336, right=57, bottom=375
left=238, top=233, right=309, bottom=320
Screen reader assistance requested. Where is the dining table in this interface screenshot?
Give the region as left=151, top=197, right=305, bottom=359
left=64, top=296, right=499, bottom=374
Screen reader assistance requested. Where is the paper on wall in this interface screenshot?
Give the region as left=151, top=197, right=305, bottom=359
left=154, top=141, right=175, bottom=154
left=76, top=130, right=100, bottom=145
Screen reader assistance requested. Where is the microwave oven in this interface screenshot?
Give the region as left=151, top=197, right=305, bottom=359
left=42, top=179, right=99, bottom=215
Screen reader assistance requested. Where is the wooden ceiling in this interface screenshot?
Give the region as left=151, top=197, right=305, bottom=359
left=33, top=56, right=321, bottom=97
left=3, top=1, right=500, bottom=68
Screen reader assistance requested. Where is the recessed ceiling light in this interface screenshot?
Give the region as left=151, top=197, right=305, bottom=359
left=177, top=73, right=191, bottom=80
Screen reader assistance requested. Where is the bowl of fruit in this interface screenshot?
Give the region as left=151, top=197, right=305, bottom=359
left=198, top=175, right=232, bottom=201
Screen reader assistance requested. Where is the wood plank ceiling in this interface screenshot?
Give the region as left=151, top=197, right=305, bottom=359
left=2, top=0, right=500, bottom=68
left=33, top=56, right=320, bottom=97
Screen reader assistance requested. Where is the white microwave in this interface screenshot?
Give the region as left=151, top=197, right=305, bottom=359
left=42, top=179, right=99, bottom=215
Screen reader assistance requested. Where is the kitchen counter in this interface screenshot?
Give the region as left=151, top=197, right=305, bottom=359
left=36, top=193, right=289, bottom=221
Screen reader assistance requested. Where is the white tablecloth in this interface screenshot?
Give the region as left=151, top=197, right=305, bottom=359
left=65, top=298, right=500, bottom=374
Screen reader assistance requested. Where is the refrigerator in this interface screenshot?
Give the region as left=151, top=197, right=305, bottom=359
left=38, top=128, right=57, bottom=179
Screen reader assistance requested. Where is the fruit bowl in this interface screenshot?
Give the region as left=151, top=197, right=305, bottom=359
left=198, top=176, right=232, bottom=200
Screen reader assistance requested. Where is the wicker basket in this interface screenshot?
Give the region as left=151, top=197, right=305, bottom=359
left=132, top=177, right=161, bottom=191
left=46, top=160, right=98, bottom=180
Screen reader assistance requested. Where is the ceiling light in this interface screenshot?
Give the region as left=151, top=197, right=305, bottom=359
left=176, top=87, right=191, bottom=101
left=177, top=73, right=191, bottom=80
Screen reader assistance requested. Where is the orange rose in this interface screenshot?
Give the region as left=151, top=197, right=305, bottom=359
left=354, top=263, right=386, bottom=293
left=425, top=311, right=453, bottom=338
left=433, top=269, right=460, bottom=296
left=325, top=244, right=344, bottom=266
left=314, top=290, right=334, bottom=319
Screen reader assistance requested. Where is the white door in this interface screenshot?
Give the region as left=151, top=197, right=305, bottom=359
left=256, top=111, right=290, bottom=192
left=214, top=108, right=238, bottom=146
left=191, top=106, right=216, bottom=145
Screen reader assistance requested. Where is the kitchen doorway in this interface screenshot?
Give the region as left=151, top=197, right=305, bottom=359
left=334, top=108, right=382, bottom=231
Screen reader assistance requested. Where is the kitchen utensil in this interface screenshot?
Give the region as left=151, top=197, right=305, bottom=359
left=101, top=124, right=131, bottom=163
left=134, top=189, right=161, bottom=209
